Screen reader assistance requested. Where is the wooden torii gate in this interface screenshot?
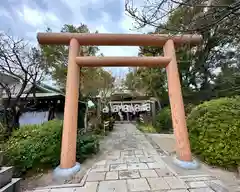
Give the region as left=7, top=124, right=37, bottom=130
left=37, top=33, right=202, bottom=178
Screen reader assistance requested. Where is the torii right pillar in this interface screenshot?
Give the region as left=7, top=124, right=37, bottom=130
left=163, top=39, right=199, bottom=169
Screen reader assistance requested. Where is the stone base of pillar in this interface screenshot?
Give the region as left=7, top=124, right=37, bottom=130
left=53, top=162, right=81, bottom=182
left=173, top=156, right=200, bottom=170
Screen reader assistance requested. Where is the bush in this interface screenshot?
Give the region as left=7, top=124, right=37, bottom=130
left=108, top=117, right=115, bottom=131
left=185, top=103, right=195, bottom=115
left=3, top=120, right=62, bottom=176
left=138, top=124, right=156, bottom=133
left=94, top=123, right=104, bottom=135
left=155, top=107, right=172, bottom=133
left=187, top=96, right=240, bottom=169
left=3, top=120, right=99, bottom=176
left=76, top=134, right=99, bottom=162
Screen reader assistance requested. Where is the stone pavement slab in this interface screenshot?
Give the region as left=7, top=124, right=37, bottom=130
left=139, top=156, right=155, bottom=163
left=127, top=162, right=149, bottom=170
left=127, top=178, right=150, bottom=191
left=105, top=171, right=118, bottom=180
left=28, top=123, right=239, bottom=192
left=86, top=172, right=106, bottom=182
left=110, top=163, right=127, bottom=171
left=139, top=169, right=158, bottom=178
left=147, top=161, right=167, bottom=169
left=119, top=170, right=140, bottom=179
left=147, top=177, right=170, bottom=190
left=98, top=180, right=127, bottom=192
left=164, top=176, right=188, bottom=189
left=90, top=164, right=110, bottom=172
left=186, top=181, right=209, bottom=188
left=75, top=182, right=99, bottom=192
left=155, top=167, right=175, bottom=176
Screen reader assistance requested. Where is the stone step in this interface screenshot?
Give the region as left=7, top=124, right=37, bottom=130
left=0, top=178, right=21, bottom=192
left=0, top=167, right=13, bottom=188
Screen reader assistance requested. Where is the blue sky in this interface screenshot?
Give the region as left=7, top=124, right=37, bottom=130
left=0, top=0, right=153, bottom=79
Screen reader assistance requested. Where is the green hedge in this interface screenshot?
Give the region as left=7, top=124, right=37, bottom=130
left=76, top=134, right=100, bottom=162
left=187, top=97, right=240, bottom=169
left=155, top=107, right=172, bottom=133
left=185, top=103, right=195, bottom=115
left=155, top=104, right=195, bottom=133
left=3, top=120, right=99, bottom=176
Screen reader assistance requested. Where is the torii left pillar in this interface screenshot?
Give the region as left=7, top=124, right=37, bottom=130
left=53, top=38, right=81, bottom=180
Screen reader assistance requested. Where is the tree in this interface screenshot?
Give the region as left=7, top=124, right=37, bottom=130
left=212, top=49, right=240, bottom=97
left=41, top=24, right=112, bottom=97
left=80, top=67, right=114, bottom=98
left=0, top=32, right=45, bottom=134
left=124, top=67, right=168, bottom=107
left=125, top=0, right=240, bottom=33
left=125, top=1, right=240, bottom=104
left=97, top=69, right=115, bottom=100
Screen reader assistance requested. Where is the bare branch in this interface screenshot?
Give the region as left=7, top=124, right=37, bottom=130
left=0, top=32, right=46, bottom=107
left=125, top=0, right=240, bottom=33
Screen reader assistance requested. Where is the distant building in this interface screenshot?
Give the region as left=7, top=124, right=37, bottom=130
left=0, top=73, right=66, bottom=125
left=0, top=72, right=20, bottom=107
left=96, top=86, right=158, bottom=123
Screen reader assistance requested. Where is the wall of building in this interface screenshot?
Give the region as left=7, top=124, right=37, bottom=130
left=19, top=111, right=64, bottom=126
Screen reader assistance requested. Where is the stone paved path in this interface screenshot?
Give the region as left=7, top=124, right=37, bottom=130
left=26, top=123, right=239, bottom=192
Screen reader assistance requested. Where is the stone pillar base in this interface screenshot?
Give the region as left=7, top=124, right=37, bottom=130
left=173, top=156, right=200, bottom=170
left=53, top=162, right=81, bottom=182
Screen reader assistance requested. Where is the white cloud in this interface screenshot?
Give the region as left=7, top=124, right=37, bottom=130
left=22, top=1, right=140, bottom=60
left=1, top=0, right=147, bottom=77
left=120, top=11, right=155, bottom=34
left=17, top=5, right=61, bottom=31
left=0, top=7, right=12, bottom=18
left=61, top=0, right=140, bottom=59
left=120, top=13, right=139, bottom=34
left=102, top=12, right=111, bottom=23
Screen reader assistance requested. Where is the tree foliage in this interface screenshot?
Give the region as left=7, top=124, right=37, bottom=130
left=124, top=1, right=240, bottom=104
left=41, top=24, right=114, bottom=97
left=125, top=67, right=168, bottom=104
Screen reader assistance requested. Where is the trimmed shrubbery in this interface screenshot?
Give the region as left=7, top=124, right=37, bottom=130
left=187, top=96, right=240, bottom=169
left=3, top=120, right=99, bottom=176
left=155, top=103, right=195, bottom=133
left=76, top=134, right=100, bottom=162
left=155, top=107, right=172, bottom=133
left=185, top=103, right=195, bottom=115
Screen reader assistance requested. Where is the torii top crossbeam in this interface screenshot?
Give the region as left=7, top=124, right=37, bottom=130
left=37, top=33, right=202, bottom=46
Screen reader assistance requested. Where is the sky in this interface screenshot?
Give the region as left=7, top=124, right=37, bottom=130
left=0, top=0, right=153, bottom=81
